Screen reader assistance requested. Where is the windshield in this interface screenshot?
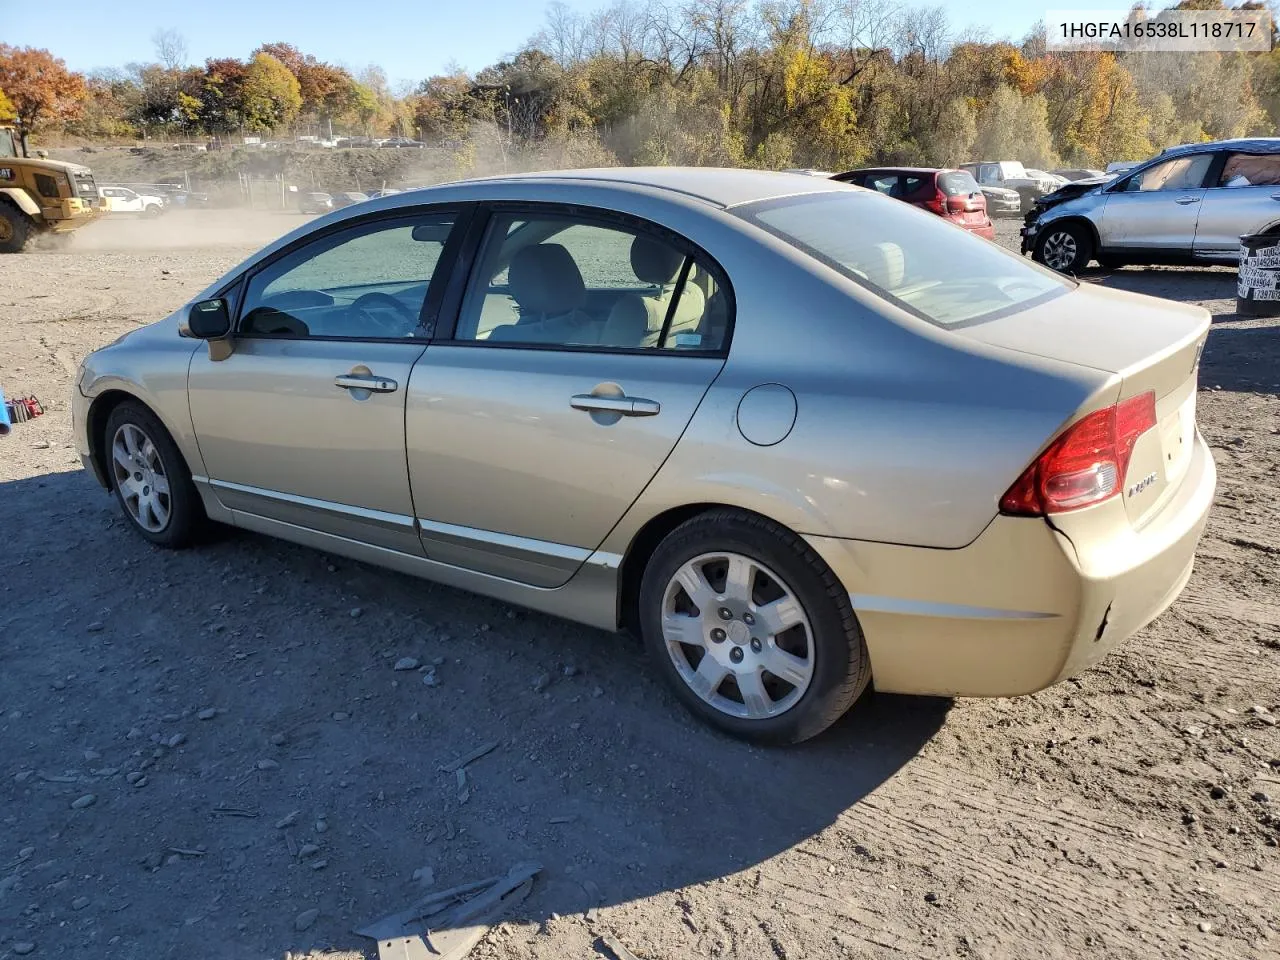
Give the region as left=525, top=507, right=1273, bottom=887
left=0, top=128, right=16, bottom=159
left=736, top=191, right=1071, bottom=328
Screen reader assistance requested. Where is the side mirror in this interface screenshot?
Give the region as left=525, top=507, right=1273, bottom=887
left=181, top=298, right=232, bottom=339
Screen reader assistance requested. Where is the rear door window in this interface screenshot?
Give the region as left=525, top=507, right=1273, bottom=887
left=1217, top=153, right=1280, bottom=187
left=737, top=191, right=1070, bottom=328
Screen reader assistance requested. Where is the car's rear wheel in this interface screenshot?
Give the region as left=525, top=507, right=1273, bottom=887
left=638, top=510, right=871, bottom=744
left=1036, top=222, right=1092, bottom=274
left=104, top=401, right=202, bottom=548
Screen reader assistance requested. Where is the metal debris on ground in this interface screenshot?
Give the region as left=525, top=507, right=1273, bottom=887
left=439, top=741, right=499, bottom=773
left=355, top=861, right=541, bottom=960
left=598, top=935, right=646, bottom=960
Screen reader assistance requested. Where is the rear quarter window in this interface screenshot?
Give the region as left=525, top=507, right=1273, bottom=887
left=939, top=171, right=980, bottom=196
left=737, top=191, right=1071, bottom=328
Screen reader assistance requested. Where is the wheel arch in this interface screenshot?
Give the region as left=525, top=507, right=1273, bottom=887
left=0, top=188, right=41, bottom=219
left=1038, top=214, right=1101, bottom=253
left=87, top=388, right=198, bottom=491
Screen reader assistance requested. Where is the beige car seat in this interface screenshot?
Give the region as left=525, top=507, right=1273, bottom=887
left=488, top=244, right=596, bottom=344
left=601, top=236, right=706, bottom=348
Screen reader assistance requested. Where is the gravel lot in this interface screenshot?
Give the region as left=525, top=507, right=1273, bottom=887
left=1, top=210, right=1277, bottom=960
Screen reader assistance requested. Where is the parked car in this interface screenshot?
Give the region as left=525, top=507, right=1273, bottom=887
left=331, top=191, right=370, bottom=209
left=1025, top=168, right=1069, bottom=189
left=1023, top=137, right=1280, bottom=272
left=832, top=167, right=994, bottom=239
left=959, top=161, right=1060, bottom=213
left=100, top=186, right=166, bottom=217
left=381, top=138, right=425, bottom=149
left=1105, top=161, right=1140, bottom=175
left=298, top=192, right=334, bottom=214
left=979, top=185, right=1023, bottom=218
left=1052, top=168, right=1108, bottom=182
left=365, top=189, right=403, bottom=199
left=72, top=169, right=1215, bottom=743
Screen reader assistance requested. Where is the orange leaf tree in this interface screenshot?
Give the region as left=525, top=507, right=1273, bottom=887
left=0, top=45, right=86, bottom=130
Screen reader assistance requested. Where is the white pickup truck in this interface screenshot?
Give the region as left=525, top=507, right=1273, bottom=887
left=959, top=161, right=1060, bottom=214
left=100, top=186, right=166, bottom=217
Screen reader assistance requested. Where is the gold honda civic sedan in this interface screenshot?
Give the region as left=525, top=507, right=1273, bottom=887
left=73, top=168, right=1215, bottom=743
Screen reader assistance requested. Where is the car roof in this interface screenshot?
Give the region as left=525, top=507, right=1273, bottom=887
left=467, top=167, right=843, bottom=209
left=1158, top=137, right=1280, bottom=158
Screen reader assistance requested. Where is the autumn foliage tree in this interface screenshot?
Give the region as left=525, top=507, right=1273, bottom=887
left=0, top=45, right=85, bottom=130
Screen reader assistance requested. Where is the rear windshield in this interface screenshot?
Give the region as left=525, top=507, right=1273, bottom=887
left=736, top=191, right=1071, bottom=328
left=938, top=171, right=980, bottom=196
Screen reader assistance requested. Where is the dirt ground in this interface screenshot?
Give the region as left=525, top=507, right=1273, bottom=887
left=1, top=210, right=1277, bottom=960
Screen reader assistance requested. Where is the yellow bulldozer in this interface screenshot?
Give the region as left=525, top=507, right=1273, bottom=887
left=0, top=124, right=108, bottom=253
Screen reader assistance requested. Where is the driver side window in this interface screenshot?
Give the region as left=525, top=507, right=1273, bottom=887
left=1122, top=155, right=1213, bottom=193
left=239, top=213, right=456, bottom=339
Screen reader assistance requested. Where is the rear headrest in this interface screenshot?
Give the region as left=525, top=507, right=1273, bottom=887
left=863, top=242, right=905, bottom=290
left=630, top=235, right=684, bottom=285
left=509, top=244, right=585, bottom=316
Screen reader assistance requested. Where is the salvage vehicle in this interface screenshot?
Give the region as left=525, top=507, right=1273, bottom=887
left=73, top=168, right=1215, bottom=743
left=298, top=192, right=334, bottom=214
left=959, top=160, right=1060, bottom=213
left=101, top=186, right=167, bottom=217
left=978, top=184, right=1022, bottom=218
left=1023, top=138, right=1280, bottom=273
left=331, top=191, right=370, bottom=209
left=0, top=123, right=108, bottom=253
left=832, top=167, right=994, bottom=239
left=1052, top=168, right=1108, bottom=182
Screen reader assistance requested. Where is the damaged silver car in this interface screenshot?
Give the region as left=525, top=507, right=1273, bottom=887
left=1022, top=138, right=1280, bottom=273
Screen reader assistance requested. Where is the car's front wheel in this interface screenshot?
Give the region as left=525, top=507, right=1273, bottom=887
left=143, top=204, right=162, bottom=218
left=1035, top=222, right=1093, bottom=274
left=638, top=510, right=871, bottom=744
left=104, top=401, right=203, bottom=548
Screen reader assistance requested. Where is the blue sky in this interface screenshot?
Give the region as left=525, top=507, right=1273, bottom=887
left=6, top=0, right=1046, bottom=88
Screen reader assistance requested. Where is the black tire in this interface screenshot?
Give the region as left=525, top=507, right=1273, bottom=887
left=638, top=509, right=872, bottom=744
left=1034, top=221, right=1093, bottom=274
left=143, top=204, right=162, bottom=219
left=0, top=203, right=30, bottom=253
left=104, top=400, right=204, bottom=548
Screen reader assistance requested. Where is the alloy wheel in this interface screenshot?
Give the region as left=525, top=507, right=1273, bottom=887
left=661, top=552, right=815, bottom=720
left=111, top=423, right=171, bottom=533
left=1041, top=230, right=1078, bottom=271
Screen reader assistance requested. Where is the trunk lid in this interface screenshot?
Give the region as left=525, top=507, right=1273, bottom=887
left=959, top=282, right=1209, bottom=527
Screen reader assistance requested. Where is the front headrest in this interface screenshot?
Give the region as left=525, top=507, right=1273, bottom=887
left=508, top=244, right=586, bottom=315
left=630, top=235, right=685, bottom=285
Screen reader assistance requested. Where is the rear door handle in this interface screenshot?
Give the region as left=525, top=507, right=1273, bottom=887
left=1174, top=196, right=1200, bottom=205
left=570, top=394, right=661, bottom=417
left=335, top=374, right=398, bottom=393
left=1270, top=193, right=1280, bottom=201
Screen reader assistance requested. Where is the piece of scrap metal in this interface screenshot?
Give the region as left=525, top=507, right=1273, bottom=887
left=355, top=861, right=541, bottom=960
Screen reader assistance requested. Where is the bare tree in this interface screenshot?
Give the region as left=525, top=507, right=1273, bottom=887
left=151, top=29, right=188, bottom=70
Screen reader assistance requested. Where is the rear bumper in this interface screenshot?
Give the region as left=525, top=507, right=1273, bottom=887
left=804, top=432, right=1215, bottom=697
left=966, top=221, right=996, bottom=241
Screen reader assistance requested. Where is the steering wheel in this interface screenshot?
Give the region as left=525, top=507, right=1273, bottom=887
left=348, top=292, right=419, bottom=336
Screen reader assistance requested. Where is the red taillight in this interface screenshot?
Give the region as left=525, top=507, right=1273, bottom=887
left=1000, top=392, right=1157, bottom=516
left=926, top=189, right=946, bottom=214
left=945, top=195, right=966, bottom=214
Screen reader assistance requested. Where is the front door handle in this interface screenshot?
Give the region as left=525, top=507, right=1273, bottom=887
left=1174, top=195, right=1200, bottom=205
left=335, top=373, right=398, bottom=393
left=1269, top=193, right=1280, bottom=201
left=570, top=394, right=661, bottom=417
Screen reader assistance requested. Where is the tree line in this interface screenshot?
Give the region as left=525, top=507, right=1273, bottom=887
left=2, top=0, right=1278, bottom=171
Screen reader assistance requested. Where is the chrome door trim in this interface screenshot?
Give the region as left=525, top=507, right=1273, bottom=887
left=335, top=374, right=398, bottom=392
left=418, top=516, right=592, bottom=564
left=207, top=478, right=417, bottom=531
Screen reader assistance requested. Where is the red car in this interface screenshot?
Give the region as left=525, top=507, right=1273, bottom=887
left=831, top=167, right=995, bottom=240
